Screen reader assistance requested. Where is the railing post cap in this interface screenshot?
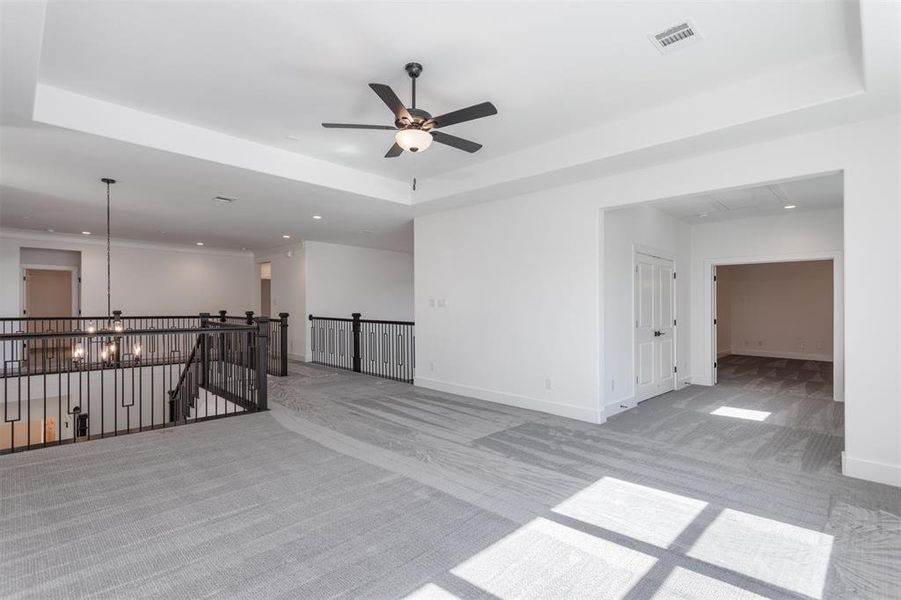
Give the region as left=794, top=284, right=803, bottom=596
left=218, top=309, right=227, bottom=315
left=112, top=310, right=122, bottom=317
left=245, top=311, right=255, bottom=316
left=279, top=312, right=289, bottom=318
left=352, top=312, right=362, bottom=319
left=308, top=314, right=313, bottom=321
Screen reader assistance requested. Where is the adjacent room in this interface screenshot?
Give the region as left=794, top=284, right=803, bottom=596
left=1, top=2, right=899, bottom=599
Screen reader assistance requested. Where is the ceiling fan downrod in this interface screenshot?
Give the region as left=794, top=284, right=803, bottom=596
left=405, top=62, right=422, bottom=110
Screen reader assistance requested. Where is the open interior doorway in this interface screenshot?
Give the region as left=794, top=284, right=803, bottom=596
left=712, top=259, right=838, bottom=401
left=260, top=261, right=272, bottom=316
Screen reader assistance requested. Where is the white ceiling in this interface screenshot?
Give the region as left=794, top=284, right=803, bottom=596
left=0, top=1, right=896, bottom=252
left=37, top=1, right=853, bottom=182
left=651, top=172, right=844, bottom=224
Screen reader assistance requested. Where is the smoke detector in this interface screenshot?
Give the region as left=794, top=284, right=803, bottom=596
left=649, top=20, right=702, bottom=54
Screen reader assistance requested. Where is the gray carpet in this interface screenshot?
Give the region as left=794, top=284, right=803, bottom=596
left=717, top=354, right=834, bottom=401
left=1, top=363, right=899, bottom=599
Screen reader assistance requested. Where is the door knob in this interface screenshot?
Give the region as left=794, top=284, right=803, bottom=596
left=654, top=331, right=665, bottom=337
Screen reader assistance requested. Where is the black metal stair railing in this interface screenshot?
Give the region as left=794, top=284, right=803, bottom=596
left=309, top=313, right=414, bottom=383
left=0, top=318, right=270, bottom=455
left=0, top=310, right=289, bottom=378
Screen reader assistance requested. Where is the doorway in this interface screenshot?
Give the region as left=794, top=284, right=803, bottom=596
left=710, top=256, right=842, bottom=400
left=634, top=252, right=676, bottom=403
left=260, top=261, right=272, bottom=316
left=23, top=268, right=74, bottom=318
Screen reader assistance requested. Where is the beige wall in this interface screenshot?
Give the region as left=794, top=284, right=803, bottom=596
left=717, top=260, right=833, bottom=362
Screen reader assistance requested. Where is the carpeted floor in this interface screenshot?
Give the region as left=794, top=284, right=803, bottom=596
left=717, top=354, right=834, bottom=401
left=1, top=363, right=899, bottom=599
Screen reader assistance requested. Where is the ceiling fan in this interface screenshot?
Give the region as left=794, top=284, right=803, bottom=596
left=322, top=62, right=497, bottom=158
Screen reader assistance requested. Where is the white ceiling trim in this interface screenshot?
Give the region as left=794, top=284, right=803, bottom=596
left=32, top=84, right=412, bottom=206
left=0, top=227, right=253, bottom=258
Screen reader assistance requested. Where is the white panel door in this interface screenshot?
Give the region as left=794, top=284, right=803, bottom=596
left=634, top=256, right=657, bottom=401
left=634, top=253, right=676, bottom=403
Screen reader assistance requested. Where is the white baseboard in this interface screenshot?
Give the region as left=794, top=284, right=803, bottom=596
left=843, top=452, right=901, bottom=487
left=414, top=377, right=604, bottom=424
left=605, top=397, right=636, bottom=417
left=717, top=349, right=732, bottom=359
left=288, top=353, right=305, bottom=362
left=677, top=376, right=692, bottom=388
left=728, top=349, right=833, bottom=362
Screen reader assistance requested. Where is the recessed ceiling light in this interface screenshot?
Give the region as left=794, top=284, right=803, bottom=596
left=46, top=228, right=55, bottom=233
left=784, top=205, right=796, bottom=209
left=360, top=229, right=374, bottom=234
left=196, top=242, right=204, bottom=246
left=81, top=231, right=91, bottom=235
left=698, top=213, right=707, bottom=218
left=213, top=196, right=237, bottom=204
left=282, top=235, right=291, bottom=239
left=312, top=215, right=322, bottom=220
left=286, top=135, right=303, bottom=141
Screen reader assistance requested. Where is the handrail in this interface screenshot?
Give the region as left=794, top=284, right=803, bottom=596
left=309, top=313, right=414, bottom=383
left=170, top=335, right=203, bottom=400
left=0, top=325, right=253, bottom=341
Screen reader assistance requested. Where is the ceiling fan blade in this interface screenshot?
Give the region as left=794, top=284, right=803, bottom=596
left=369, top=83, right=413, bottom=123
left=427, top=102, right=497, bottom=129
left=321, top=123, right=396, bottom=130
left=430, top=131, right=483, bottom=153
left=385, top=142, right=404, bottom=158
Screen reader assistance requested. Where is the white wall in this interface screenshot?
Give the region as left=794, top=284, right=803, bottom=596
left=604, top=204, right=691, bottom=414
left=253, top=243, right=306, bottom=360
left=718, top=261, right=833, bottom=362
left=1, top=230, right=256, bottom=317
left=415, top=115, right=900, bottom=486
left=690, top=209, right=844, bottom=389
left=304, top=241, right=414, bottom=323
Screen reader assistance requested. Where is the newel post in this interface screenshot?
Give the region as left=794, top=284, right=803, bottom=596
left=199, top=312, right=210, bottom=387
left=352, top=312, right=362, bottom=373
left=244, top=311, right=255, bottom=368
left=279, top=312, right=289, bottom=376
left=255, top=317, right=270, bottom=411
left=218, top=310, right=227, bottom=323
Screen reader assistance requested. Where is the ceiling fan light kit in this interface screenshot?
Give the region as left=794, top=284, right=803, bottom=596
left=395, top=128, right=432, bottom=152
left=322, top=62, right=497, bottom=158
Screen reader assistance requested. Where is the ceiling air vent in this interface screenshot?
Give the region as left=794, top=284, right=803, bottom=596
left=649, top=20, right=702, bottom=54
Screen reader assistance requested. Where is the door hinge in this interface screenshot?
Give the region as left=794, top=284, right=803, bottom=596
left=635, top=320, right=638, bottom=328
left=635, top=265, right=638, bottom=273
left=674, top=366, right=678, bottom=373
left=673, top=319, right=677, bottom=326
left=673, top=272, right=677, bottom=279
left=714, top=275, right=717, bottom=282
left=635, top=376, right=639, bottom=383
left=713, top=318, right=717, bottom=325
left=714, top=361, right=718, bottom=369
left=22, top=275, right=26, bottom=281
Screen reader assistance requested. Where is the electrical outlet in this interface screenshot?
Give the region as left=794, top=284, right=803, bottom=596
left=437, top=299, right=447, bottom=308
left=428, top=298, right=435, bottom=308
left=545, top=378, right=552, bottom=390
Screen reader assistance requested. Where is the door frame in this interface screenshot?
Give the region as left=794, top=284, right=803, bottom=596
left=632, top=244, right=679, bottom=405
left=704, top=250, right=843, bottom=401
left=20, top=264, right=81, bottom=317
